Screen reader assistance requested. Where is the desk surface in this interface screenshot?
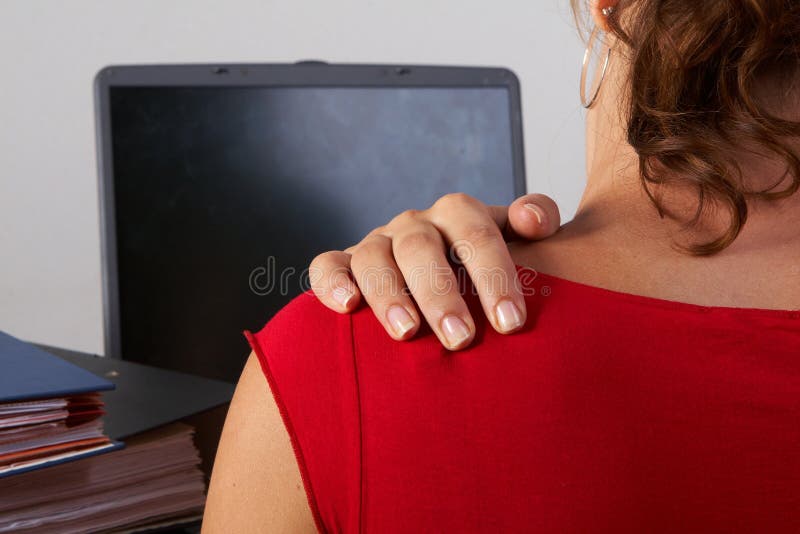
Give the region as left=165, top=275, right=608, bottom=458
left=38, top=345, right=235, bottom=440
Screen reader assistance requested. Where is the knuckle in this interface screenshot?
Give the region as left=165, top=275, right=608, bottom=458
left=393, top=230, right=441, bottom=255
left=413, top=288, right=462, bottom=315
left=351, top=252, right=403, bottom=300
left=462, top=223, right=502, bottom=249
left=365, top=224, right=388, bottom=238
left=388, top=209, right=421, bottom=229
left=403, top=264, right=459, bottom=303
left=350, top=236, right=390, bottom=266
left=362, top=270, right=403, bottom=300
left=433, top=192, right=476, bottom=212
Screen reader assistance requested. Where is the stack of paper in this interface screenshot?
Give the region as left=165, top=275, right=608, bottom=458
left=0, top=333, right=211, bottom=531
left=0, top=395, right=117, bottom=477
left=0, top=423, right=206, bottom=533
left=0, top=332, right=122, bottom=478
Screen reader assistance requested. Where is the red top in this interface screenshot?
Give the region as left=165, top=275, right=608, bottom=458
left=246, top=268, right=800, bottom=533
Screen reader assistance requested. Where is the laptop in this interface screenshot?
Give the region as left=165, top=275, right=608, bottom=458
left=94, top=62, right=527, bottom=382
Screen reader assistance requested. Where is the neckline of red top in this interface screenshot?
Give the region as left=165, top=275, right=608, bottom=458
left=515, top=265, right=800, bottom=320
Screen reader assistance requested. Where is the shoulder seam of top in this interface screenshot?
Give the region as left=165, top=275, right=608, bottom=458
left=348, top=312, right=365, bottom=534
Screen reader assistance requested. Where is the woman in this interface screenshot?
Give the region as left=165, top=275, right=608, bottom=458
left=204, top=0, right=800, bottom=532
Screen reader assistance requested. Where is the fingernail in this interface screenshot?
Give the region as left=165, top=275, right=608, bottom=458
left=387, top=305, right=415, bottom=338
left=495, top=299, right=524, bottom=333
left=441, top=315, right=471, bottom=349
left=332, top=285, right=355, bottom=309
left=524, top=203, right=545, bottom=225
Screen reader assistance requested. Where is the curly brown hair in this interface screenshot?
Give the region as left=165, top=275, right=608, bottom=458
left=574, top=0, right=800, bottom=254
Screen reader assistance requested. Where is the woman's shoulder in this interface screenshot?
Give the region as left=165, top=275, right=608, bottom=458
left=245, top=291, right=366, bottom=432
left=245, top=291, right=351, bottom=365
left=245, top=291, right=364, bottom=531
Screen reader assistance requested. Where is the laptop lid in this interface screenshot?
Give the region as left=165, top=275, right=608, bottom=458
left=94, top=62, right=526, bottom=381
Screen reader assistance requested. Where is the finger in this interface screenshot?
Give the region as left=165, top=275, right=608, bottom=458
left=390, top=217, right=476, bottom=350
left=485, top=204, right=511, bottom=236
left=349, top=234, right=422, bottom=341
left=344, top=224, right=388, bottom=254
left=309, top=251, right=361, bottom=313
left=507, top=193, right=561, bottom=240
left=428, top=194, right=527, bottom=336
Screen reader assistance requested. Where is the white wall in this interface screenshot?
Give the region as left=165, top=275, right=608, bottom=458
left=0, top=0, right=586, bottom=354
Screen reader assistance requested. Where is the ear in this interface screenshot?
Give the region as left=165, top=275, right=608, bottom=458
left=590, top=0, right=619, bottom=32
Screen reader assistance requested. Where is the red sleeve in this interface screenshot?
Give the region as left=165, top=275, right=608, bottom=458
left=245, top=291, right=362, bottom=533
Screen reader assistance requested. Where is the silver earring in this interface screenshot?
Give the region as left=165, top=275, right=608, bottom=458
left=580, top=7, right=614, bottom=109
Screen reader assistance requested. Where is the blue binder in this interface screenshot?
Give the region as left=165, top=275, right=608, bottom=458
left=0, top=330, right=123, bottom=478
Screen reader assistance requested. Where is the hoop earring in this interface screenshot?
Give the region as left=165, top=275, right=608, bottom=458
left=580, top=25, right=613, bottom=109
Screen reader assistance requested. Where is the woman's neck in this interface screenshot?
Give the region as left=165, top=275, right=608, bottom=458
left=511, top=96, right=800, bottom=309
left=512, top=183, right=800, bottom=309
left=574, top=131, right=800, bottom=259
left=574, top=52, right=800, bottom=259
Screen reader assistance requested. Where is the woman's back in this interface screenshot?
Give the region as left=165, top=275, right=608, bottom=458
left=246, top=261, right=800, bottom=533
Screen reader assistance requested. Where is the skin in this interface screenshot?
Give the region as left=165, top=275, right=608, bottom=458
left=311, top=193, right=562, bottom=350
left=203, top=355, right=317, bottom=533
left=204, top=0, right=800, bottom=530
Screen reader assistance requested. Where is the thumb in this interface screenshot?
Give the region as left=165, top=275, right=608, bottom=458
left=505, top=193, right=561, bottom=241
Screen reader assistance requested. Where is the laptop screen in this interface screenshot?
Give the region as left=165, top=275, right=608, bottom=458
left=107, top=84, right=521, bottom=380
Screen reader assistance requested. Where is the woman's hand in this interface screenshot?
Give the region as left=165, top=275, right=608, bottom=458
left=309, top=193, right=561, bottom=350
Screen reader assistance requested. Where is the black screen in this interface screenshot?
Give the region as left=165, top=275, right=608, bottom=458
left=110, top=86, right=517, bottom=381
